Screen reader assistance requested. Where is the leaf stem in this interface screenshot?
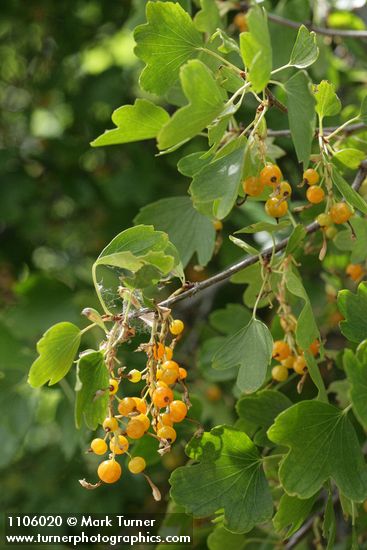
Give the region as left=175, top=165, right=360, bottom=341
left=271, top=63, right=291, bottom=76
left=326, top=116, right=360, bottom=140
left=92, top=263, right=112, bottom=315
left=199, top=47, right=243, bottom=75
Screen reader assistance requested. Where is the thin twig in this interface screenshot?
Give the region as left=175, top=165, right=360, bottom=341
left=267, top=12, right=367, bottom=39
left=267, top=122, right=365, bottom=138
left=130, top=160, right=367, bottom=319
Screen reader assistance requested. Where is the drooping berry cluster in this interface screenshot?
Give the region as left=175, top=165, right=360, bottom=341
left=86, top=317, right=190, bottom=491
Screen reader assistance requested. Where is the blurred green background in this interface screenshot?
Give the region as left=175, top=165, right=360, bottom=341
left=1, top=0, right=367, bottom=547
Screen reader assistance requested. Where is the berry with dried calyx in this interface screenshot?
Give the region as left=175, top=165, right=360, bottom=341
left=109, top=378, right=119, bottom=395
left=157, top=425, right=177, bottom=443
left=103, top=417, right=118, bottom=432
left=128, top=369, right=142, bottom=383
left=272, top=340, right=291, bottom=361
left=260, top=164, right=282, bottom=187
left=293, top=355, right=307, bottom=375
left=110, top=435, right=129, bottom=455
left=303, top=168, right=319, bottom=186
left=152, top=386, right=174, bottom=408
left=277, top=181, right=292, bottom=198
left=118, top=397, right=136, bottom=416
left=265, top=197, right=288, bottom=218
left=133, top=397, right=147, bottom=414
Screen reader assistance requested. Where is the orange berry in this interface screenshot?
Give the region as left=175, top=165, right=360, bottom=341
left=152, top=386, right=174, bottom=408
left=260, top=164, right=282, bottom=187
left=178, top=367, right=187, bottom=380
left=103, top=417, right=118, bottom=432
left=272, top=340, right=291, bottom=361
left=293, top=355, right=307, bottom=375
left=157, top=425, right=177, bottom=443
left=309, top=339, right=320, bottom=357
left=233, top=12, right=248, bottom=32
left=91, top=438, right=107, bottom=455
left=160, top=368, right=179, bottom=385
left=242, top=176, right=264, bottom=197
left=97, top=459, right=121, bottom=484
left=135, top=413, right=150, bottom=432
left=306, top=185, right=325, bottom=204
left=169, top=401, right=187, bottom=423
left=164, top=347, right=173, bottom=360
left=126, top=419, right=145, bottom=439
left=206, top=384, right=222, bottom=401
left=118, top=397, right=136, bottom=416
left=272, top=365, right=289, bottom=382
left=303, top=168, right=319, bottom=185
left=133, top=397, right=147, bottom=414
left=157, top=380, right=169, bottom=388
left=162, top=360, right=180, bottom=375
left=346, top=263, right=364, bottom=281
left=265, top=197, right=288, bottom=218
left=330, top=203, right=352, bottom=224
left=153, top=343, right=165, bottom=360
left=109, top=435, right=129, bottom=455
left=170, top=319, right=184, bottom=335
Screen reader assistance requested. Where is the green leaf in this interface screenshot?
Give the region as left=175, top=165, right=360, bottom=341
left=359, top=95, right=367, bottom=124
left=285, top=71, right=316, bottom=167
left=94, top=225, right=181, bottom=291
left=313, top=81, right=341, bottom=120
left=285, top=224, right=307, bottom=255
left=344, top=348, right=367, bottom=431
left=190, top=139, right=246, bottom=219
left=158, top=60, right=226, bottom=150
left=210, top=304, right=252, bottom=335
left=194, top=0, right=221, bottom=34
left=322, top=491, right=336, bottom=550
left=240, top=5, right=272, bottom=93
left=211, top=29, right=240, bottom=55
left=333, top=148, right=365, bottom=170
left=332, top=165, right=367, bottom=214
left=207, top=526, right=247, bottom=550
left=236, top=390, right=292, bottom=447
left=177, top=151, right=213, bottom=177
left=170, top=425, right=273, bottom=533
left=90, top=99, right=169, bottom=147
left=333, top=218, right=367, bottom=263
left=229, top=235, right=259, bottom=256
left=273, top=493, right=317, bottom=537
left=28, top=322, right=81, bottom=387
left=289, top=25, right=319, bottom=68
left=235, top=220, right=290, bottom=234
left=338, top=283, right=367, bottom=343
left=134, top=196, right=216, bottom=267
left=285, top=270, right=319, bottom=350
left=212, top=318, right=273, bottom=393
left=75, top=351, right=109, bottom=430
left=267, top=400, right=367, bottom=501
left=134, top=1, right=203, bottom=95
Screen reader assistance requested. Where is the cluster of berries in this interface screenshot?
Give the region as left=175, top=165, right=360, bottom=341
left=242, top=164, right=354, bottom=227
left=89, top=319, right=188, bottom=485
left=271, top=338, right=320, bottom=382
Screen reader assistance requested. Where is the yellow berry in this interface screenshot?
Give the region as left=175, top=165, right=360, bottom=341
left=233, top=12, right=248, bottom=32
left=110, top=435, right=129, bottom=455
left=133, top=398, right=147, bottom=414
left=91, top=438, right=107, bottom=455
left=272, top=365, right=289, bottom=382
left=170, top=319, right=184, bottom=335
left=178, top=367, right=187, bottom=380
left=260, top=164, right=282, bottom=187
left=277, top=181, right=292, bottom=198
left=128, top=456, right=146, bottom=474
left=265, top=197, right=288, bottom=218
left=162, top=360, right=180, bottom=374
left=242, top=176, right=264, bottom=197
left=135, top=413, right=150, bottom=432
left=161, top=368, right=179, bottom=385
left=109, top=378, right=119, bottom=395
left=213, top=219, right=223, bottom=231
left=103, top=417, right=118, bottom=432
left=306, top=185, right=325, bottom=204
left=316, top=213, right=332, bottom=228
left=97, top=459, right=121, bottom=484
left=128, top=369, right=142, bottom=383
left=281, top=355, right=295, bottom=369
left=293, top=355, right=307, bottom=375
left=157, top=425, right=177, bottom=443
